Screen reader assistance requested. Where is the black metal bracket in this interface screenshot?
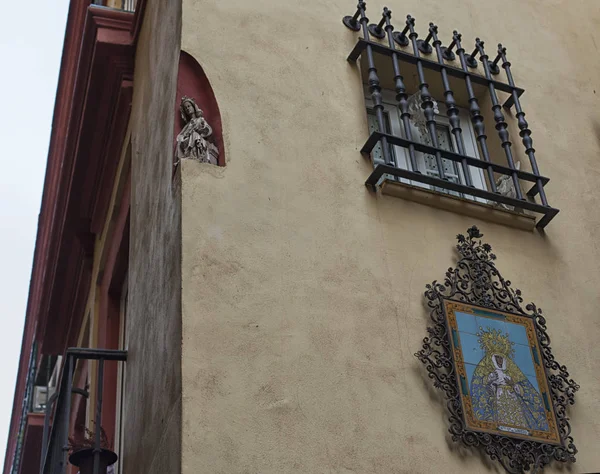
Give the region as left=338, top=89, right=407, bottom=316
left=467, top=46, right=479, bottom=68
left=66, top=347, right=128, bottom=361
left=489, top=48, right=502, bottom=74
left=368, top=17, right=386, bottom=39
left=392, top=30, right=409, bottom=47
left=441, top=46, right=455, bottom=61
left=416, top=24, right=434, bottom=55
left=368, top=23, right=385, bottom=38
left=443, top=32, right=459, bottom=61
left=343, top=15, right=361, bottom=31
left=473, top=39, right=500, bottom=74
left=466, top=56, right=478, bottom=68
left=71, top=388, right=89, bottom=398
left=417, top=38, right=432, bottom=54
left=343, top=1, right=366, bottom=31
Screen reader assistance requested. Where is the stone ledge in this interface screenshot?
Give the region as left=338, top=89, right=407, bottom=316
left=380, top=178, right=536, bottom=231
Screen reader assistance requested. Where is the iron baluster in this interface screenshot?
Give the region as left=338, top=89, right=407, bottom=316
left=379, top=8, right=419, bottom=173
left=474, top=38, right=523, bottom=200
left=40, top=392, right=58, bottom=474
left=495, top=44, right=548, bottom=206
left=405, top=15, right=446, bottom=180
left=60, top=355, right=74, bottom=472
left=356, top=2, right=394, bottom=167
left=450, top=31, right=498, bottom=193
left=93, top=359, right=105, bottom=474
left=429, top=23, right=473, bottom=187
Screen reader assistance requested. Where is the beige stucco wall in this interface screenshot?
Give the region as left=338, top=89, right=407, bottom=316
left=121, top=0, right=182, bottom=473
left=180, top=0, right=600, bottom=472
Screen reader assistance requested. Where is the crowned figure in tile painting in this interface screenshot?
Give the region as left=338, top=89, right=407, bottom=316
left=470, top=328, right=548, bottom=432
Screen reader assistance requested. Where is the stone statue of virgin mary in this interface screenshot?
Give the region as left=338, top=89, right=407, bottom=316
left=176, top=96, right=219, bottom=165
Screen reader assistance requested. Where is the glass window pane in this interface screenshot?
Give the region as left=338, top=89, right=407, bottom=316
left=422, top=124, right=462, bottom=196
left=367, top=108, right=394, bottom=166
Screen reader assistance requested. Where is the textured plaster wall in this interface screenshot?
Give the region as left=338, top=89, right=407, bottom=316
left=121, top=0, right=182, bottom=473
left=180, top=0, right=600, bottom=472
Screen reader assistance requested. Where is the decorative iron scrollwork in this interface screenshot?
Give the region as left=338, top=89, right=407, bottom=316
left=415, top=226, right=578, bottom=473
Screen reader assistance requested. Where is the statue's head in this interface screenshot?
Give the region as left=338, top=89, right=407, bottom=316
left=180, top=96, right=203, bottom=122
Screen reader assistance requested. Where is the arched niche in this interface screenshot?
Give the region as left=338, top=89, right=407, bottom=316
left=174, top=51, right=225, bottom=166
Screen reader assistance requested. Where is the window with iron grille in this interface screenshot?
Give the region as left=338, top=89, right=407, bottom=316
left=366, top=88, right=488, bottom=200
left=343, top=2, right=558, bottom=229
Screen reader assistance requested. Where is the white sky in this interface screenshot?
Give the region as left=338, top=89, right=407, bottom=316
left=0, top=0, right=70, bottom=466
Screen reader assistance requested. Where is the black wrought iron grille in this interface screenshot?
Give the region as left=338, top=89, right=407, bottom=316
left=40, top=348, right=127, bottom=474
left=343, top=2, right=558, bottom=229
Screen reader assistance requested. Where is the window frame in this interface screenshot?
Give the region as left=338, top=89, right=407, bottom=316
left=113, top=275, right=128, bottom=474
left=364, top=88, right=488, bottom=201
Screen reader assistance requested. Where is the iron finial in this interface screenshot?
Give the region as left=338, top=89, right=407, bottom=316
left=368, top=6, right=388, bottom=38
left=490, top=43, right=505, bottom=74
left=442, top=30, right=460, bottom=60
left=418, top=21, right=435, bottom=54
left=342, top=1, right=366, bottom=31
left=466, top=225, right=483, bottom=240
left=466, top=39, right=480, bottom=69
left=475, top=38, right=492, bottom=72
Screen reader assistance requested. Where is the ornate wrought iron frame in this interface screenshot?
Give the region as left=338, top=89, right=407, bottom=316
left=415, top=226, right=578, bottom=473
